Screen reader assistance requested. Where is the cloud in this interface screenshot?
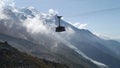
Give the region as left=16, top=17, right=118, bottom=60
left=111, top=36, right=120, bottom=42
left=23, top=15, right=48, bottom=34
left=93, top=32, right=120, bottom=43
left=0, top=0, right=7, bottom=19
left=72, top=22, right=88, bottom=29
left=93, top=32, right=111, bottom=40
left=48, top=9, right=58, bottom=15
left=0, top=0, right=14, bottom=19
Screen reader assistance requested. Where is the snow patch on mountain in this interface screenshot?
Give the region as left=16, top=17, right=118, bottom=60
left=72, top=22, right=88, bottom=29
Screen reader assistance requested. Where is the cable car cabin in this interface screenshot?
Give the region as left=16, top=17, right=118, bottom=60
left=55, top=16, right=66, bottom=32
left=56, top=26, right=65, bottom=32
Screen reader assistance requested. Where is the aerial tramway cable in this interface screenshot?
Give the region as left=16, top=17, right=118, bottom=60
left=64, top=7, right=120, bottom=18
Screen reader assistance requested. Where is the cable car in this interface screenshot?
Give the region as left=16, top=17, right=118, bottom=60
left=55, top=16, right=66, bottom=32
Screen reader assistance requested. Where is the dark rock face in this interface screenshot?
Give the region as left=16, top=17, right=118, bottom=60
left=0, top=41, right=68, bottom=68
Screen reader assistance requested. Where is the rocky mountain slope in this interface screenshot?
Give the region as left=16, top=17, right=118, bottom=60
left=0, top=41, right=68, bottom=68
left=0, top=34, right=106, bottom=68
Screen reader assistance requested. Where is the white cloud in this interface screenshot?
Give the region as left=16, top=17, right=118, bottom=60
left=22, top=15, right=48, bottom=34
left=111, top=36, right=120, bottom=42
left=0, top=0, right=14, bottom=19
left=93, top=32, right=111, bottom=40
left=93, top=32, right=120, bottom=42
left=48, top=9, right=58, bottom=15
left=72, top=22, right=88, bottom=29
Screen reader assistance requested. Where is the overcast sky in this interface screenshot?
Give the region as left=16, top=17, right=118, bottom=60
left=14, top=0, right=120, bottom=40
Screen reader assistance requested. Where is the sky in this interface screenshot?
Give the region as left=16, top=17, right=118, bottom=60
left=14, top=0, right=120, bottom=40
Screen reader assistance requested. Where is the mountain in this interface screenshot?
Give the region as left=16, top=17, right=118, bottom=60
left=0, top=41, right=69, bottom=68
left=105, top=40, right=120, bottom=57
left=0, top=33, right=105, bottom=68
left=61, top=27, right=120, bottom=68
left=0, top=1, right=120, bottom=68
left=0, top=3, right=108, bottom=68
